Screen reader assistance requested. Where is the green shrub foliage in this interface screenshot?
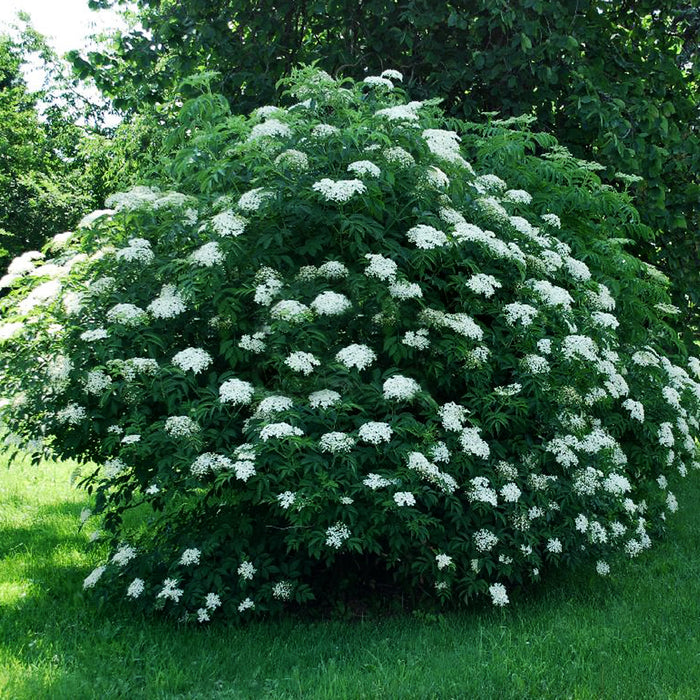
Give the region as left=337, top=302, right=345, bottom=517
left=1, top=69, right=699, bottom=619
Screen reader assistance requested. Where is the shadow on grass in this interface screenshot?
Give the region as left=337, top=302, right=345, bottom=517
left=1, top=478, right=700, bottom=699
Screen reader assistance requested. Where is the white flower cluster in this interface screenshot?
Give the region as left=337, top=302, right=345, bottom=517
left=325, top=522, right=351, bottom=548
left=310, top=291, right=352, bottom=316
left=312, top=178, right=367, bottom=203
left=260, top=422, right=304, bottom=441
left=336, top=344, right=376, bottom=371
left=466, top=273, right=502, bottom=298
left=274, top=149, right=309, bottom=171
left=402, top=328, right=430, bottom=349
left=106, top=303, right=148, bottom=327
left=211, top=210, right=247, bottom=237
left=148, top=285, right=186, bottom=319
left=247, top=118, right=292, bottom=142
left=116, top=238, right=154, bottom=264
left=189, top=241, right=224, bottom=267
left=320, top=431, right=355, bottom=453
left=406, top=452, right=457, bottom=493
left=383, top=375, right=421, bottom=401
left=219, top=378, right=255, bottom=405
left=172, top=347, right=212, bottom=374
left=364, top=253, right=398, bottom=280
left=406, top=224, right=448, bottom=250
left=285, top=351, right=320, bottom=375
left=270, top=299, right=311, bottom=323
left=358, top=422, right=393, bottom=444
left=164, top=415, right=200, bottom=437
left=347, top=160, right=381, bottom=177
left=309, top=389, right=341, bottom=409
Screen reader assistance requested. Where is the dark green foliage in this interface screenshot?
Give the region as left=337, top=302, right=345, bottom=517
left=75, top=0, right=700, bottom=341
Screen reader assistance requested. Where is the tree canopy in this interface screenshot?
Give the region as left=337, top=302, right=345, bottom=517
left=73, top=0, right=700, bottom=341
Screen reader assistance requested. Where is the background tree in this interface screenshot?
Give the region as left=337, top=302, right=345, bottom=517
left=73, top=0, right=700, bottom=342
left=0, top=19, right=162, bottom=267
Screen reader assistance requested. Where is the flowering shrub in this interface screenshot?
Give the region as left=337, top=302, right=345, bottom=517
left=1, top=67, right=699, bottom=620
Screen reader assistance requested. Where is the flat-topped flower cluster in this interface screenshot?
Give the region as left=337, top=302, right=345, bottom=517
left=0, top=66, right=698, bottom=622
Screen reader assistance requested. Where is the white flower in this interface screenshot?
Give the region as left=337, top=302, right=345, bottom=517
left=358, top=422, right=393, bottom=444
left=439, top=402, right=469, bottom=432
left=388, top=281, right=423, bottom=299
left=275, top=149, right=309, bottom=171
left=500, top=483, right=521, bottom=502
left=528, top=279, right=573, bottom=309
left=406, top=224, right=448, bottom=249
left=503, top=302, right=539, bottom=327
left=148, top=285, right=186, bottom=319
left=164, top=416, right=200, bottom=437
left=401, top=328, right=430, bottom=349
left=380, top=69, right=403, bottom=81
left=83, top=565, right=106, bottom=589
left=56, top=403, right=86, bottom=425
left=157, top=578, right=183, bottom=602
left=435, top=553, right=452, bottom=570
left=425, top=166, right=450, bottom=188
left=116, top=239, right=154, bottom=264
left=489, top=583, right=509, bottom=606
left=383, top=146, right=415, bottom=167
left=189, top=241, right=224, bottom=267
left=81, top=327, right=109, bottom=342
left=473, top=529, right=498, bottom=552
left=239, top=332, right=267, bottom=353
left=596, top=561, right=610, bottom=576
left=197, top=608, right=210, bottom=623
left=190, top=453, right=233, bottom=477
left=325, top=522, right=351, bottom=548
left=364, top=253, right=398, bottom=280
left=546, top=538, right=563, bottom=554
left=106, top=303, right=148, bottom=327
left=422, top=129, right=470, bottom=168
left=336, top=344, right=376, bottom=371
left=667, top=491, right=678, bottom=513
left=363, top=473, right=398, bottom=489
left=522, top=354, right=550, bottom=374
left=180, top=548, right=201, bottom=566
left=112, top=544, right=137, bottom=566
left=237, top=560, right=257, bottom=579
left=347, top=160, right=381, bottom=178
left=658, top=422, right=674, bottom=448
left=466, top=273, right=502, bottom=298
left=259, top=422, right=304, bottom=441
left=254, top=395, right=293, bottom=417
left=238, top=187, right=273, bottom=212
left=319, top=432, right=355, bottom=453
left=505, top=189, right=532, bottom=204
left=310, top=291, right=352, bottom=316
left=363, top=75, right=394, bottom=89
left=285, top=351, right=320, bottom=375
left=84, top=369, right=112, bottom=395
left=121, top=434, right=141, bottom=445
left=394, top=491, right=416, bottom=507
left=405, top=451, right=457, bottom=493
left=216, top=378, right=254, bottom=405
left=460, top=427, right=490, bottom=459
left=172, top=347, right=212, bottom=374
left=211, top=210, right=247, bottom=237
left=272, top=581, right=293, bottom=600
left=312, top=178, right=366, bottom=203
left=309, top=390, right=341, bottom=409
left=561, top=335, right=598, bottom=362
left=238, top=597, right=255, bottom=612
left=311, top=124, right=339, bottom=138
left=127, top=578, right=145, bottom=598
left=468, top=477, right=498, bottom=506
left=270, top=300, right=311, bottom=322
left=277, top=491, right=296, bottom=509
left=205, top=592, right=222, bottom=610
left=542, top=213, right=561, bottom=228
left=318, top=261, right=349, bottom=278
left=382, top=375, right=421, bottom=401
left=247, top=118, right=291, bottom=142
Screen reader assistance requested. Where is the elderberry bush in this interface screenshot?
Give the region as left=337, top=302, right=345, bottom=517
left=1, top=67, right=699, bottom=620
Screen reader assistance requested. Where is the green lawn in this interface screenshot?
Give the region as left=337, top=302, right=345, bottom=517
left=1, top=456, right=699, bottom=699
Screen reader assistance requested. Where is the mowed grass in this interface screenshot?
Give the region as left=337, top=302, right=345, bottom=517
left=1, top=456, right=700, bottom=699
